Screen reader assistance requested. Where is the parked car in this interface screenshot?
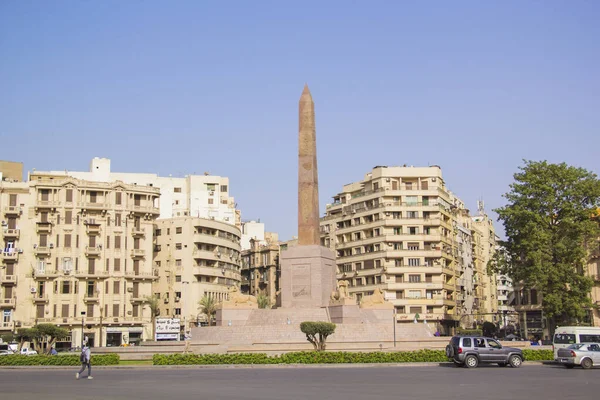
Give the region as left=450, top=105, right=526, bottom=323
left=557, top=343, right=600, bottom=369
left=20, top=348, right=37, bottom=356
left=446, top=336, right=524, bottom=368
left=553, top=326, right=600, bottom=360
left=0, top=350, right=14, bottom=356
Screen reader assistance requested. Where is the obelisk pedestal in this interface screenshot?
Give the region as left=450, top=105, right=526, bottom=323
left=280, top=84, right=337, bottom=309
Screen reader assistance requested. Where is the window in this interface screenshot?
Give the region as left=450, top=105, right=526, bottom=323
left=176, top=227, right=182, bottom=234
left=174, top=308, right=181, bottom=316
left=553, top=334, right=576, bottom=344
left=463, top=338, right=472, bottom=348
left=115, top=192, right=122, bottom=205
left=407, top=243, right=419, bottom=251
left=155, top=229, right=161, bottom=236
left=62, top=304, right=69, bottom=318
left=115, top=213, right=121, bottom=226
left=409, top=306, right=421, bottom=313
left=409, top=227, right=418, bottom=235
left=62, top=257, right=72, bottom=272
left=421, top=181, right=429, bottom=190
left=113, top=281, right=120, bottom=294
left=580, top=334, right=600, bottom=343
left=487, top=339, right=501, bottom=349
left=407, top=211, right=418, bottom=218
left=175, top=259, right=182, bottom=267
left=408, top=290, right=421, bottom=299
left=61, top=281, right=71, bottom=294
left=114, top=258, right=121, bottom=272
left=65, top=210, right=72, bottom=225
left=375, top=259, right=381, bottom=268
left=208, top=198, right=214, bottom=205
left=176, top=275, right=182, bottom=282
left=65, top=189, right=73, bottom=202
left=112, top=304, right=119, bottom=317
left=221, top=185, right=228, bottom=192
left=174, top=187, right=182, bottom=193
left=114, top=236, right=121, bottom=249
left=175, top=243, right=182, bottom=250
left=405, top=182, right=413, bottom=191
left=408, top=258, right=420, bottom=266
left=64, top=234, right=72, bottom=248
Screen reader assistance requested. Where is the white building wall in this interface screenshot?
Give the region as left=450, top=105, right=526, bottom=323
left=240, top=221, right=265, bottom=251
left=34, top=157, right=239, bottom=226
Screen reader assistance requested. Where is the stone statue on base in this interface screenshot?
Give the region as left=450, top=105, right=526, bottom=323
left=219, top=286, right=258, bottom=309
left=359, top=288, right=394, bottom=309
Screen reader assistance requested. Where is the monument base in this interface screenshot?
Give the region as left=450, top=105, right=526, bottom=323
left=280, top=245, right=336, bottom=309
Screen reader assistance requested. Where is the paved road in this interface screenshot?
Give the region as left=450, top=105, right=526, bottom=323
left=1, top=364, right=598, bottom=400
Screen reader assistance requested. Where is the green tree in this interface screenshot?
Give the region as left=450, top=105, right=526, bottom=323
left=482, top=321, right=497, bottom=337
left=492, top=160, right=600, bottom=332
left=256, top=292, right=271, bottom=309
left=300, top=321, right=336, bottom=351
left=144, top=295, right=161, bottom=340
left=16, top=328, right=36, bottom=351
left=34, top=324, right=69, bottom=354
left=198, top=295, right=218, bottom=326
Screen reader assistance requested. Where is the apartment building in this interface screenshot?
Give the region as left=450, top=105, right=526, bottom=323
left=36, top=157, right=240, bottom=227
left=153, top=217, right=242, bottom=330
left=319, top=165, right=499, bottom=333
left=1, top=170, right=160, bottom=348
left=496, top=274, right=516, bottom=326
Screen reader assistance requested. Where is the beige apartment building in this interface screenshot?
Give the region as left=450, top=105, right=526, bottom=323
left=319, top=165, right=498, bottom=333
left=153, top=217, right=242, bottom=331
left=240, top=236, right=280, bottom=306
left=0, top=170, right=160, bottom=348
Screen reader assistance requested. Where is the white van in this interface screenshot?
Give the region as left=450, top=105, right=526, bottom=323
left=553, top=326, right=600, bottom=360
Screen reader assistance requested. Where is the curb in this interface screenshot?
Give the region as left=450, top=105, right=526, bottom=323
left=0, top=361, right=552, bottom=370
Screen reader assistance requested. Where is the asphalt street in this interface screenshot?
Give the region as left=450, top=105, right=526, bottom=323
left=1, top=364, right=598, bottom=400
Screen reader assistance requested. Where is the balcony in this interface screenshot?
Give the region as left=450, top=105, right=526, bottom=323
left=85, top=221, right=101, bottom=235
left=0, top=275, right=17, bottom=285
left=1, top=251, right=18, bottom=262
left=132, top=228, right=145, bottom=237
left=34, top=246, right=52, bottom=256
left=3, top=206, right=22, bottom=215
left=84, top=292, right=100, bottom=302
left=2, top=229, right=19, bottom=239
left=0, top=298, right=16, bottom=308
left=130, top=249, right=146, bottom=258
left=35, top=269, right=59, bottom=279
left=129, top=294, right=145, bottom=303
left=35, top=200, right=59, bottom=210
left=36, top=222, right=52, bottom=233
left=78, top=201, right=108, bottom=211
left=131, top=204, right=160, bottom=215
left=124, top=271, right=157, bottom=280
left=85, top=246, right=101, bottom=257
left=32, top=294, right=49, bottom=303
left=0, top=322, right=12, bottom=330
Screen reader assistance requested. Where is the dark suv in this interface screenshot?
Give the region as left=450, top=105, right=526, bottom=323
left=446, top=336, right=524, bottom=368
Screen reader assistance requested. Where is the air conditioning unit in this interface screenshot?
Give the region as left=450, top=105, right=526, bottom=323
left=33, top=244, right=38, bottom=249
left=83, top=219, right=88, bottom=225
left=127, top=287, right=133, bottom=292
left=30, top=287, right=37, bottom=293
left=163, top=298, right=168, bottom=304
left=1, top=221, right=6, bottom=226
left=431, top=178, right=437, bottom=182
left=17, top=249, right=23, bottom=253
left=127, top=311, right=132, bottom=315
left=64, top=270, right=71, bottom=275
left=175, top=298, right=180, bottom=303
left=62, top=318, right=68, bottom=323
left=49, top=243, right=54, bottom=249
left=113, top=318, right=119, bottom=322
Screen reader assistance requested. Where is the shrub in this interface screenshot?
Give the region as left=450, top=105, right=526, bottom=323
left=522, top=349, right=553, bottom=361
left=0, top=354, right=120, bottom=366
left=299, top=321, right=336, bottom=351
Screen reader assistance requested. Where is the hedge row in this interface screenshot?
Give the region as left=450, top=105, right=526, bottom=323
left=0, top=354, right=120, bottom=366
left=153, top=349, right=555, bottom=365
left=522, top=349, right=553, bottom=361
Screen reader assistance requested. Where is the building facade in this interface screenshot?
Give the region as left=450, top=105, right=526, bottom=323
left=153, top=217, right=242, bottom=331
left=36, top=157, right=240, bottom=227
left=1, top=171, right=160, bottom=348
left=319, top=165, right=498, bottom=333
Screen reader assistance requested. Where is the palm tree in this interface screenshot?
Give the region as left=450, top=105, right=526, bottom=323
left=144, top=295, right=160, bottom=340
left=198, top=295, right=217, bottom=326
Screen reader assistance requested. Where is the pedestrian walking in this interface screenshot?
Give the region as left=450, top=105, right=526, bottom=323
left=76, top=341, right=93, bottom=380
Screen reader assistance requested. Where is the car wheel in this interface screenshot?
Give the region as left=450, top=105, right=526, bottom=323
left=509, top=355, right=522, bottom=368
left=464, top=355, right=478, bottom=368
left=581, top=358, right=593, bottom=370
left=445, top=345, right=454, bottom=358
left=564, top=365, right=574, bottom=369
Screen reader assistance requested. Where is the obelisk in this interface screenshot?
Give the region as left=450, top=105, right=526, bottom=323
left=298, top=84, right=320, bottom=245
left=280, top=85, right=337, bottom=309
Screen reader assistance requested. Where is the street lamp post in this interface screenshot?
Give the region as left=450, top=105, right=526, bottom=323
left=393, top=308, right=397, bottom=347
left=80, top=311, right=86, bottom=348
left=182, top=281, right=189, bottom=339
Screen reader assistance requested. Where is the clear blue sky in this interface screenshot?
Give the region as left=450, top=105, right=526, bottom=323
left=1, top=1, right=598, bottom=240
